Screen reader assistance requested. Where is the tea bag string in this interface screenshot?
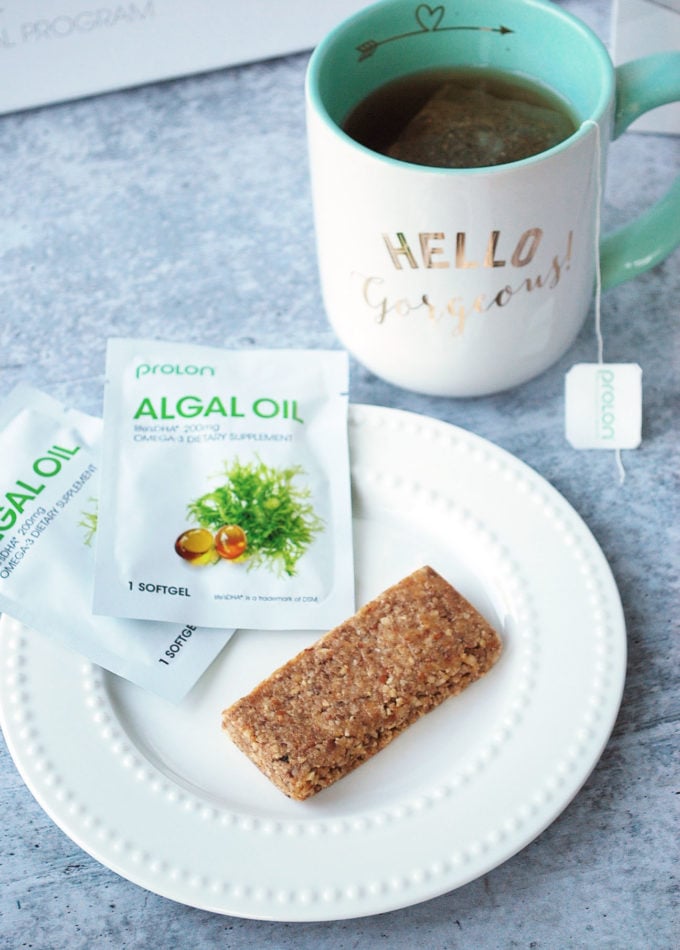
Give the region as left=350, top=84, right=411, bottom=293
left=581, top=118, right=626, bottom=484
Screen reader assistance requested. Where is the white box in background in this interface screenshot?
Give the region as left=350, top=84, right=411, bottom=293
left=612, top=0, right=680, bottom=134
left=0, top=1, right=368, bottom=115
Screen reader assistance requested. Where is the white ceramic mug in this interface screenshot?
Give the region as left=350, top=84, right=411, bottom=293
left=306, top=0, right=680, bottom=396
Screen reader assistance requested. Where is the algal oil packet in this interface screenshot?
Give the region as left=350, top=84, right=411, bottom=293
left=93, top=340, right=354, bottom=630
left=0, top=385, right=234, bottom=703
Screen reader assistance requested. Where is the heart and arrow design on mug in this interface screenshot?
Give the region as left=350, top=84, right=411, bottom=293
left=356, top=4, right=513, bottom=61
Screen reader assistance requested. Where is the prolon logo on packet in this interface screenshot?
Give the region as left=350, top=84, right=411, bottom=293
left=93, top=340, right=354, bottom=631
left=0, top=385, right=235, bottom=703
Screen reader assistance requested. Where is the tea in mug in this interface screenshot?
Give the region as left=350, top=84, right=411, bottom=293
left=342, top=67, right=578, bottom=168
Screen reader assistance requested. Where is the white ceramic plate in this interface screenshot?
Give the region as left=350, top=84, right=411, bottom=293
left=0, top=405, right=626, bottom=921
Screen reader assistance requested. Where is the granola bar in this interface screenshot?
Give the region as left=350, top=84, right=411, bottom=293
left=221, top=566, right=502, bottom=800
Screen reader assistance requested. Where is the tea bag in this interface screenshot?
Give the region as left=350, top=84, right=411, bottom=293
left=388, top=82, right=574, bottom=168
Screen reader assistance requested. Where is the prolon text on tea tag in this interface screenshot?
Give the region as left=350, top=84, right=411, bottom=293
left=565, top=363, right=642, bottom=450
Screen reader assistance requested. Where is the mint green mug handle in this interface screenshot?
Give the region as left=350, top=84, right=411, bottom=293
left=601, top=51, right=680, bottom=289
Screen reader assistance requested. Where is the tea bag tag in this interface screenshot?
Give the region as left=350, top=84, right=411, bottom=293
left=565, top=363, right=642, bottom=449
